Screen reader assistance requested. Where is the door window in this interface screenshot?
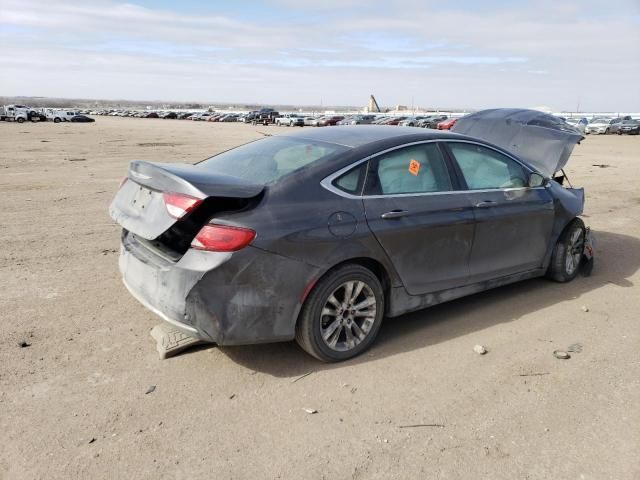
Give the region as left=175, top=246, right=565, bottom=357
left=448, top=143, right=528, bottom=190
left=367, top=144, right=452, bottom=195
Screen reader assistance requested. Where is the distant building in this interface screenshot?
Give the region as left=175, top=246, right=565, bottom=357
left=366, top=95, right=381, bottom=113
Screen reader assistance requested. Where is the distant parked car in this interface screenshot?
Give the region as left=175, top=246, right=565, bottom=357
left=251, top=109, right=280, bottom=125
left=399, top=116, right=428, bottom=127
left=349, top=115, right=376, bottom=125
left=162, top=112, right=178, bottom=119
left=145, top=112, right=159, bottom=119
left=318, top=116, right=345, bottom=126
left=585, top=118, right=618, bottom=135
left=418, top=116, right=448, bottom=129
left=564, top=117, right=588, bottom=134
left=380, top=117, right=407, bottom=126
left=276, top=114, right=304, bottom=127
left=304, top=116, right=320, bottom=126
left=70, top=115, right=95, bottom=123
left=617, top=119, right=640, bottom=135
left=607, top=118, right=628, bottom=135
left=220, top=114, right=239, bottom=122
left=49, top=110, right=78, bottom=123
left=437, top=118, right=457, bottom=130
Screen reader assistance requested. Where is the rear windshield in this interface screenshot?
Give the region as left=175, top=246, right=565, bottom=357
left=198, top=136, right=347, bottom=185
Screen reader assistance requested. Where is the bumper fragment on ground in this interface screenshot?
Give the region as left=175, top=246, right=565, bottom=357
left=150, top=323, right=207, bottom=359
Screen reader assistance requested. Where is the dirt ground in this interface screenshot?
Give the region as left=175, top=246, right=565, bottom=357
left=1, top=117, right=639, bottom=479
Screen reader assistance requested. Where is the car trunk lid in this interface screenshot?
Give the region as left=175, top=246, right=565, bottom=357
left=109, top=160, right=264, bottom=241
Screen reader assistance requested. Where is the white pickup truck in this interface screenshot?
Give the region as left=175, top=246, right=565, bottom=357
left=275, top=114, right=304, bottom=127
left=45, top=109, right=78, bottom=123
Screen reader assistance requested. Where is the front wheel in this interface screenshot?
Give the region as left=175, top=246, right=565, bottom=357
left=547, top=218, right=585, bottom=282
left=295, top=265, right=384, bottom=362
left=54, top=118, right=61, bottom=123
left=16, top=117, right=25, bottom=123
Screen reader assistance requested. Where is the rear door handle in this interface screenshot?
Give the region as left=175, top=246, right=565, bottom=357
left=475, top=200, right=497, bottom=208
left=381, top=210, right=409, bottom=219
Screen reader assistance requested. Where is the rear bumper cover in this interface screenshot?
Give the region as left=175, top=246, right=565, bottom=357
left=119, top=231, right=321, bottom=345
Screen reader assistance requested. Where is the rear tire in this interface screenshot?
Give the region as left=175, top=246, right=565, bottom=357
left=54, top=118, right=61, bottom=123
left=547, top=218, right=585, bottom=283
left=295, top=264, right=384, bottom=362
left=17, top=117, right=25, bottom=123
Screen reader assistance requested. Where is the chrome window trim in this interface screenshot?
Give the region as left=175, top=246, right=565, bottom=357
left=320, top=139, right=545, bottom=200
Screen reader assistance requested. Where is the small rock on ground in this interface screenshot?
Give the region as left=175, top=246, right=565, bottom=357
left=473, top=345, right=488, bottom=355
left=553, top=350, right=571, bottom=360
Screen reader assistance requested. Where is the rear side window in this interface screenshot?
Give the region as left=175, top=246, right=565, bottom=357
left=448, top=143, right=527, bottom=190
left=333, top=163, right=366, bottom=195
left=366, top=143, right=452, bottom=195
left=199, top=136, right=347, bottom=185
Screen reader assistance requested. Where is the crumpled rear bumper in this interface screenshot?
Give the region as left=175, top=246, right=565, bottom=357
left=119, top=231, right=320, bottom=345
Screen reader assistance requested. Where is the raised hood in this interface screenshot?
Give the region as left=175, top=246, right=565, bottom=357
left=451, top=108, right=584, bottom=177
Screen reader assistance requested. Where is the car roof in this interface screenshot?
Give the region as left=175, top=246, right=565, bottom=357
left=280, top=125, right=468, bottom=148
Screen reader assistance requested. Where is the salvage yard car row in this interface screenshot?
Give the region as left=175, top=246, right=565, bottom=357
left=3, top=103, right=639, bottom=135
left=86, top=109, right=640, bottom=135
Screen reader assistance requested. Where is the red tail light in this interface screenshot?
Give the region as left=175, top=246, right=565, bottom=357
left=191, top=224, right=256, bottom=252
left=162, top=192, right=202, bottom=219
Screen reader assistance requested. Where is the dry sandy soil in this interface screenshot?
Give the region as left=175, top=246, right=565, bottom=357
left=1, top=117, right=639, bottom=479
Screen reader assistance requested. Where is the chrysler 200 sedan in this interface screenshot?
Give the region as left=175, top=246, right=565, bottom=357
left=110, top=109, right=593, bottom=362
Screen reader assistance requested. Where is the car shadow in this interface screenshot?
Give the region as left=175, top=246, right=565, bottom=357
left=216, top=230, right=639, bottom=377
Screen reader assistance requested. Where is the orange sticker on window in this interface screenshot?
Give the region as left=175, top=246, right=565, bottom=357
left=408, top=159, right=420, bottom=176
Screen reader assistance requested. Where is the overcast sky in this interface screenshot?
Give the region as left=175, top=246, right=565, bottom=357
left=1, top=0, right=639, bottom=111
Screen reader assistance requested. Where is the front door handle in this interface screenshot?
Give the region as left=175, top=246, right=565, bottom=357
left=475, top=200, right=497, bottom=208
left=381, top=210, right=409, bottom=219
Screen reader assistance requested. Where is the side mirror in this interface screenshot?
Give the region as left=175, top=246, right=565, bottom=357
left=528, top=172, right=546, bottom=187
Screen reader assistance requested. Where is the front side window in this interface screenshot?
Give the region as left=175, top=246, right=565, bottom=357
left=366, top=143, right=453, bottom=195
left=448, top=143, right=528, bottom=190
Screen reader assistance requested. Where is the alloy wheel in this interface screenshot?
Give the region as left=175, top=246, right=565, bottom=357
left=320, top=281, right=377, bottom=352
left=565, top=228, right=584, bottom=275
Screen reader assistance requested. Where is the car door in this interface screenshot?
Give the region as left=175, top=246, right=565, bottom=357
left=443, top=141, right=555, bottom=283
left=362, top=142, right=475, bottom=295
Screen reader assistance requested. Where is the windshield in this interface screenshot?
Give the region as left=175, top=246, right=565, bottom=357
left=198, top=136, right=347, bottom=185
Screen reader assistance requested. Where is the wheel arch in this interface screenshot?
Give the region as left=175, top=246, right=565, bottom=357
left=300, top=256, right=393, bottom=314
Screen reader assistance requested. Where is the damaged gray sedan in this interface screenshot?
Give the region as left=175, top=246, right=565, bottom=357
left=109, top=108, right=593, bottom=362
